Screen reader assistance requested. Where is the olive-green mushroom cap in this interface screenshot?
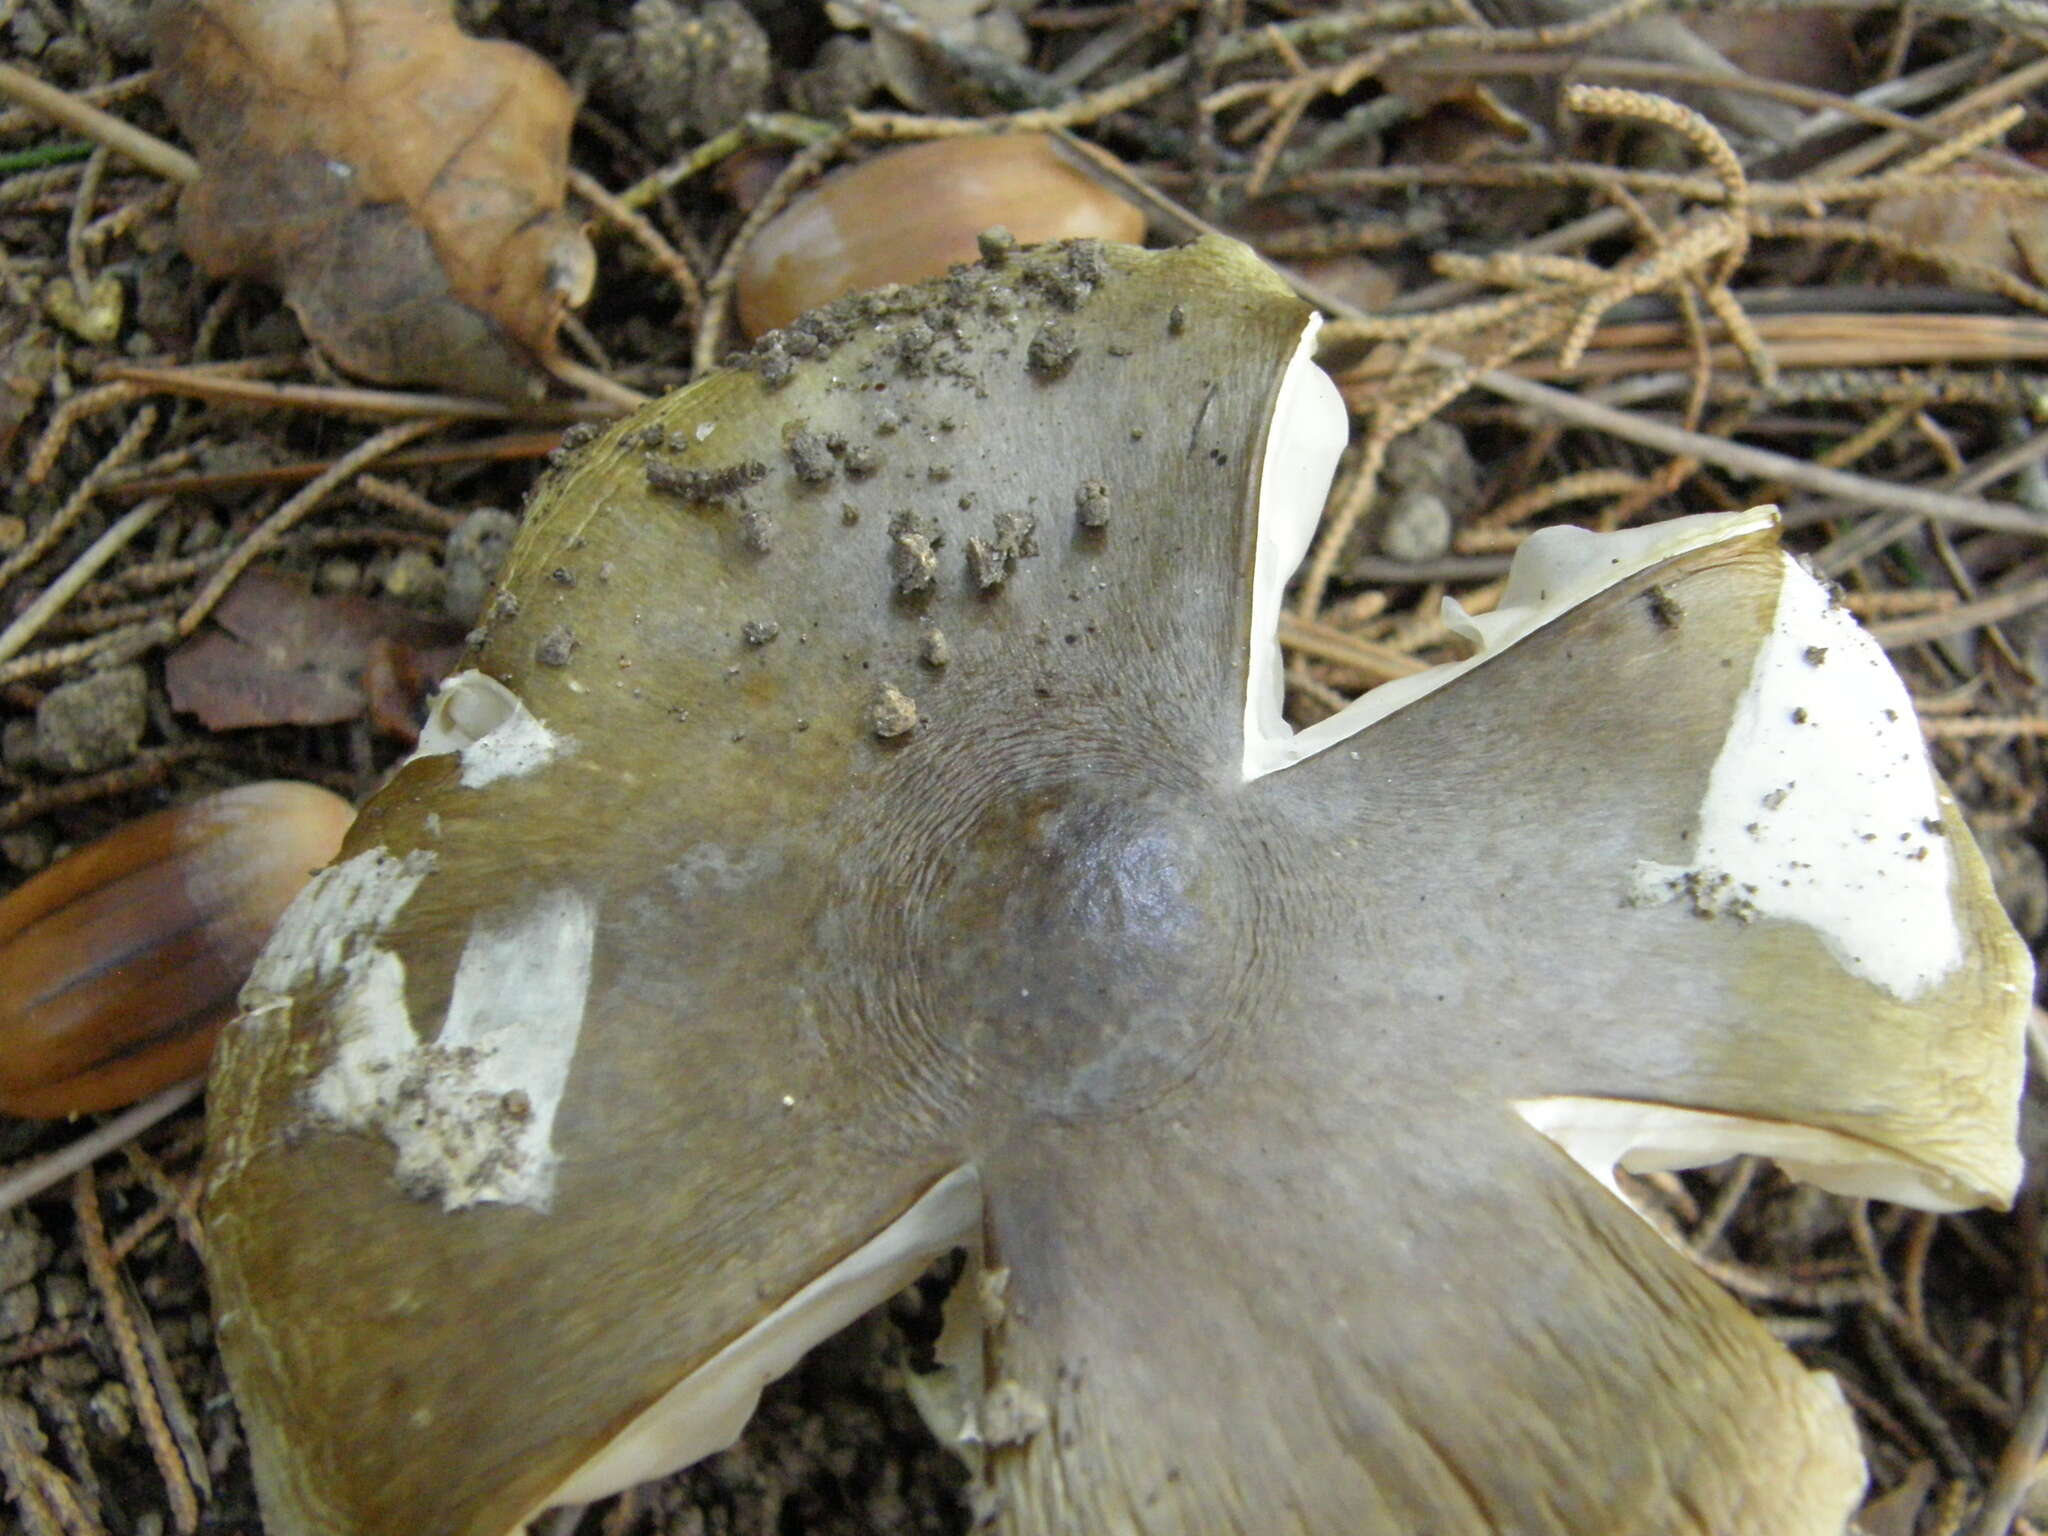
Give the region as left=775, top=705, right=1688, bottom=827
left=204, top=235, right=2029, bottom=1536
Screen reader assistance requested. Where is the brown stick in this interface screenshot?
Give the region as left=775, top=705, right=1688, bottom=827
left=0, top=61, right=197, bottom=184
left=1463, top=362, right=2048, bottom=537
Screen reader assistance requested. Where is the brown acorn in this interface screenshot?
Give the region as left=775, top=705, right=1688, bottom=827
left=0, top=781, right=353, bottom=1117
left=735, top=133, right=1146, bottom=337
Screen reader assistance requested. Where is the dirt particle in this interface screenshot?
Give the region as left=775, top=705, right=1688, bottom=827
left=35, top=667, right=148, bottom=774
left=1076, top=480, right=1111, bottom=529
left=793, top=308, right=850, bottom=350
left=739, top=509, right=777, bottom=554
left=889, top=511, right=940, bottom=595
left=1026, top=320, right=1079, bottom=378
left=743, top=620, right=781, bottom=645
left=967, top=511, right=1037, bottom=590
left=1023, top=243, right=1102, bottom=309
left=536, top=626, right=577, bottom=667
left=444, top=509, right=520, bottom=624
left=875, top=407, right=903, bottom=436
left=1377, top=490, right=1451, bottom=563
left=645, top=457, right=770, bottom=502
left=978, top=226, right=1016, bottom=266
left=1645, top=586, right=1683, bottom=629
left=966, top=538, right=1006, bottom=590
left=1804, top=645, right=1828, bottom=665
left=1791, top=706, right=1810, bottom=724
left=550, top=565, right=576, bottom=587
left=995, top=509, right=1037, bottom=558
left=1168, top=303, right=1188, bottom=335
left=896, top=321, right=936, bottom=373
left=757, top=342, right=794, bottom=388
left=891, top=535, right=938, bottom=594
left=870, top=684, right=919, bottom=739
left=920, top=626, right=951, bottom=667
left=1065, top=239, right=1110, bottom=285
left=785, top=426, right=836, bottom=484
left=844, top=444, right=883, bottom=478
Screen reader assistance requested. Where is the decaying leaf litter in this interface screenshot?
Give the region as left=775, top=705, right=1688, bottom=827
left=3, top=0, right=2048, bottom=1531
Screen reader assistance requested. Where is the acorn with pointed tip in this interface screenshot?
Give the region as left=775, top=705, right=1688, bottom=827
left=206, top=237, right=2028, bottom=1536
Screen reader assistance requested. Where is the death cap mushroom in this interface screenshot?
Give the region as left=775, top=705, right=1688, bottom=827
left=204, top=235, right=2028, bottom=1536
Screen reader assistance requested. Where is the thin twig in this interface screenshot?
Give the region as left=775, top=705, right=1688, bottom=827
left=1278, top=612, right=1433, bottom=682
left=567, top=165, right=703, bottom=323
left=22, top=382, right=141, bottom=488
left=1921, top=715, right=2048, bottom=739
left=1463, top=364, right=2048, bottom=537
left=98, top=364, right=611, bottom=423
left=1861, top=1310, right=1978, bottom=1482
left=0, top=1082, right=205, bottom=1218
left=106, top=430, right=565, bottom=501
left=0, top=497, right=170, bottom=666
left=542, top=354, right=649, bottom=412
left=178, top=418, right=448, bottom=635
left=0, top=406, right=158, bottom=588
left=1871, top=577, right=2048, bottom=647
left=72, top=1169, right=198, bottom=1535
left=693, top=134, right=846, bottom=374
left=0, top=62, right=196, bottom=183
left=1394, top=53, right=2034, bottom=168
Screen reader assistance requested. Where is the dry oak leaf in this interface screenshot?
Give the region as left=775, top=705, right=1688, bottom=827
left=149, top=0, right=596, bottom=399
left=166, top=568, right=464, bottom=733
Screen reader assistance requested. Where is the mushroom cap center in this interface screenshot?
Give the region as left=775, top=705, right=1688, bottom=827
left=892, top=777, right=1254, bottom=1119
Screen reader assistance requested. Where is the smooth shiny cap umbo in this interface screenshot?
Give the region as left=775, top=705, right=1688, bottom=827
left=204, top=236, right=2029, bottom=1536
left=0, top=781, right=353, bottom=1118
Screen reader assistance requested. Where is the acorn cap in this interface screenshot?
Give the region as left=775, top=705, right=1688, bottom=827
left=204, top=236, right=2029, bottom=1536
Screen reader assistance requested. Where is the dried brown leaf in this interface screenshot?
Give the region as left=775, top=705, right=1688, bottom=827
left=164, top=568, right=462, bottom=732
left=1688, top=11, right=1861, bottom=95
left=1868, top=180, right=2048, bottom=288
left=148, top=0, right=596, bottom=399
